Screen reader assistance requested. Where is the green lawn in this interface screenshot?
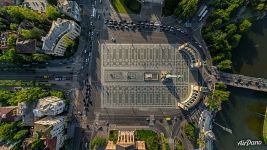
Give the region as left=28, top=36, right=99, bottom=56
left=135, top=130, right=161, bottom=150
left=111, top=0, right=141, bottom=14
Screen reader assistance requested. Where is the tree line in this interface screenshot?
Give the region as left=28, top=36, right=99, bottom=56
left=202, top=0, right=252, bottom=71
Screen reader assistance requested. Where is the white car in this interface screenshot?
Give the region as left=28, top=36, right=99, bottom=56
left=89, top=52, right=92, bottom=57
left=84, top=49, right=87, bottom=53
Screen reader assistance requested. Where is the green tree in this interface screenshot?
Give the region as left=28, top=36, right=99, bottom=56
left=0, top=90, right=15, bottom=106
left=108, top=130, right=118, bottom=144
left=135, top=130, right=161, bottom=150
left=31, top=138, right=45, bottom=150
left=217, top=59, right=232, bottom=70
left=46, top=5, right=61, bottom=20
left=174, top=0, right=199, bottom=20
left=7, top=34, right=17, bottom=47
left=212, top=53, right=226, bottom=63
left=5, top=6, right=46, bottom=23
left=184, top=122, right=196, bottom=141
left=225, top=24, right=237, bottom=35
left=256, top=3, right=265, bottom=11
left=50, top=90, right=65, bottom=98
left=212, top=18, right=223, bottom=28
left=89, top=137, right=107, bottom=150
left=175, top=138, right=185, bottom=150
left=18, top=54, right=33, bottom=62
left=230, top=34, right=241, bottom=47
left=0, top=22, right=6, bottom=31
left=206, top=82, right=230, bottom=110
left=239, top=19, right=252, bottom=33
left=64, top=36, right=75, bottom=48
left=21, top=27, right=43, bottom=39
left=8, top=87, right=49, bottom=105
left=32, top=53, right=51, bottom=62
left=0, top=122, right=16, bottom=140
left=13, top=130, right=28, bottom=141
left=0, top=48, right=18, bottom=63
left=10, top=23, right=18, bottom=30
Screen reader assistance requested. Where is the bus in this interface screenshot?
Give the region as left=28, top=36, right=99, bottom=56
left=91, top=8, right=96, bottom=18
left=199, top=10, right=208, bottom=21
left=198, top=5, right=207, bottom=17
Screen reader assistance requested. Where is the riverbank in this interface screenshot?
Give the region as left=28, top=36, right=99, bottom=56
left=263, top=107, right=267, bottom=144
left=214, top=18, right=267, bottom=150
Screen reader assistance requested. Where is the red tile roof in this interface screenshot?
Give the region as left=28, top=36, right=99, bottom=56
left=45, top=137, right=57, bottom=150
left=0, top=106, right=17, bottom=121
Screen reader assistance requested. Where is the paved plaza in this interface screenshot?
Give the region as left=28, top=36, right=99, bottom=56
left=101, top=44, right=196, bottom=108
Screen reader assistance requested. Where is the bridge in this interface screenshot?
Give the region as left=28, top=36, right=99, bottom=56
left=213, top=71, right=267, bottom=92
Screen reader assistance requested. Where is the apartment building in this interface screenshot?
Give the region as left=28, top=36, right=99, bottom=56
left=42, top=18, right=81, bottom=56
left=58, top=0, right=81, bottom=22
left=34, top=116, right=66, bottom=150
left=33, top=96, right=65, bottom=117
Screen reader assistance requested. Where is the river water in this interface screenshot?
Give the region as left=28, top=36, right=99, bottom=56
left=214, top=18, right=267, bottom=150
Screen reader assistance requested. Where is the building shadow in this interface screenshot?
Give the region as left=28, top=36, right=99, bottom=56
left=232, top=33, right=258, bottom=73
left=162, top=78, right=180, bottom=101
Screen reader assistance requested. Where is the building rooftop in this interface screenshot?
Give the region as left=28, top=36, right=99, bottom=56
left=18, top=20, right=34, bottom=30
left=23, top=0, right=48, bottom=13
left=58, top=0, right=81, bottom=22
left=34, top=116, right=64, bottom=126
left=33, top=96, right=65, bottom=117
left=106, top=131, right=145, bottom=150
left=16, top=39, right=36, bottom=54
left=41, top=18, right=74, bottom=53
left=34, top=116, right=65, bottom=138
left=0, top=0, right=16, bottom=6
left=0, top=106, right=17, bottom=121
left=0, top=32, right=9, bottom=50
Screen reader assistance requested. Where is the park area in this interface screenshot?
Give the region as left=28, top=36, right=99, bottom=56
left=111, top=0, right=141, bottom=14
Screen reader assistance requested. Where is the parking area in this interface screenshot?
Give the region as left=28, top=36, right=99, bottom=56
left=100, top=44, right=194, bottom=108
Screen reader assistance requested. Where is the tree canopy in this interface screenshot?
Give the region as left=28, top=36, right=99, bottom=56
left=174, top=0, right=199, bottom=20
left=202, top=0, right=252, bottom=71
left=7, top=34, right=17, bottom=47
left=89, top=137, right=107, bottom=150
left=206, top=82, right=230, bottom=111
left=31, top=138, right=45, bottom=150
left=21, top=27, right=44, bottom=40
left=239, top=19, right=252, bottom=32
left=184, top=122, right=196, bottom=141
left=63, top=36, right=75, bottom=48
left=46, top=5, right=61, bottom=20
left=135, top=130, right=161, bottom=150
left=0, top=48, right=18, bottom=63
left=0, top=88, right=65, bottom=106
left=32, top=53, right=51, bottom=62
left=8, top=87, right=49, bottom=105
left=0, top=121, right=28, bottom=143
left=5, top=6, right=46, bottom=23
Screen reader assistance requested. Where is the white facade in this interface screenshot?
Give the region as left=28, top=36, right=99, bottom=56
left=56, top=132, right=66, bottom=150
left=34, top=116, right=65, bottom=138
left=58, top=0, right=81, bottom=22
left=42, top=18, right=81, bottom=56
left=23, top=0, right=48, bottom=13
left=33, top=96, right=65, bottom=117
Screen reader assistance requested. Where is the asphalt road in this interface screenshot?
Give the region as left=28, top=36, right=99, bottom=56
left=0, top=72, right=73, bottom=80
